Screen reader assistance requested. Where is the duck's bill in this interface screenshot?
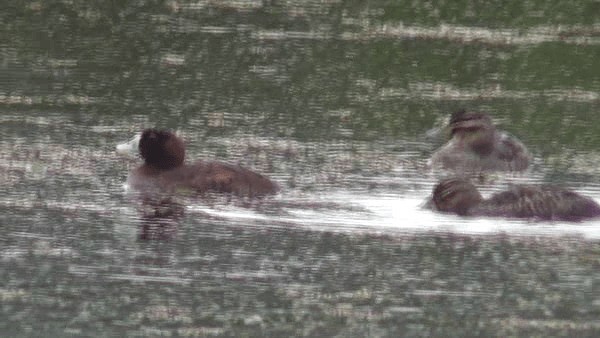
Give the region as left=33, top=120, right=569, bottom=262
left=116, top=133, right=141, bottom=158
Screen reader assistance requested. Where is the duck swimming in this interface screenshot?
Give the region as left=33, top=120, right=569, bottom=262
left=116, top=129, right=279, bottom=197
left=430, top=178, right=600, bottom=221
left=429, top=110, right=531, bottom=172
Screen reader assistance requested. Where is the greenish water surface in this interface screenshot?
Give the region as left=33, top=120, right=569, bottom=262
left=2, top=1, right=600, bottom=336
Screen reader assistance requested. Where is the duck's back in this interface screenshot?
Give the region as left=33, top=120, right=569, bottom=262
left=429, top=131, right=530, bottom=172
left=173, top=160, right=279, bottom=197
left=471, top=185, right=600, bottom=221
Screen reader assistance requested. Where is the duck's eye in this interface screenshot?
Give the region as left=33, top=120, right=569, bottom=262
left=440, top=189, right=456, bottom=200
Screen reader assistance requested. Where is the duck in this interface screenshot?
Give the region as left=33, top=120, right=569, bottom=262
left=116, top=129, right=279, bottom=197
left=430, top=178, right=600, bottom=221
left=429, top=110, right=531, bottom=172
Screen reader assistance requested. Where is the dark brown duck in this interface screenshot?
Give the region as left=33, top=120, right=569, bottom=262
left=117, top=129, right=279, bottom=197
left=431, top=178, right=600, bottom=221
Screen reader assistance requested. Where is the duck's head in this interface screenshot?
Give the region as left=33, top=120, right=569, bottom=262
left=432, top=178, right=483, bottom=216
left=117, top=129, right=185, bottom=170
left=449, top=110, right=496, bottom=155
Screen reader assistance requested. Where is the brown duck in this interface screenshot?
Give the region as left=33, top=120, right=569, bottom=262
left=431, top=178, right=600, bottom=221
left=117, top=129, right=279, bottom=197
left=429, top=110, right=531, bottom=172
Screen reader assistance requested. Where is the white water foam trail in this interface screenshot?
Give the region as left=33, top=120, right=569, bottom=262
left=186, top=190, right=600, bottom=240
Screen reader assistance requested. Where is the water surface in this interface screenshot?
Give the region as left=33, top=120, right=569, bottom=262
left=2, top=1, right=600, bottom=336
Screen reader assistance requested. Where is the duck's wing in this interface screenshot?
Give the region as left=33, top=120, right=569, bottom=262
left=428, top=139, right=469, bottom=170
left=495, top=132, right=531, bottom=171
left=476, top=185, right=600, bottom=221
left=187, top=161, right=279, bottom=197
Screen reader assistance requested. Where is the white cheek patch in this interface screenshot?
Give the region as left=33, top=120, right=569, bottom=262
left=116, top=133, right=141, bottom=159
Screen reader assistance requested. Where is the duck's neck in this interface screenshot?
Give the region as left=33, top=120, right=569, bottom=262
left=455, top=128, right=495, bottom=156
left=138, top=164, right=177, bottom=176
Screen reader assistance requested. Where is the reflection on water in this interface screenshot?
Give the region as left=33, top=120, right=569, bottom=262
left=2, top=0, right=600, bottom=336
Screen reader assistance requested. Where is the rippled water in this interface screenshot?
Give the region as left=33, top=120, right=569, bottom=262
left=2, top=1, right=600, bottom=336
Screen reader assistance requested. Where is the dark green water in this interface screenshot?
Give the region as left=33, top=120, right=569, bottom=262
left=2, top=1, right=600, bottom=336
